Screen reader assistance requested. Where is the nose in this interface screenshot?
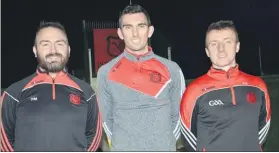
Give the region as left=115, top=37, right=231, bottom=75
left=218, top=42, right=225, bottom=52
left=49, top=44, right=57, bottom=53
left=132, top=27, right=139, bottom=37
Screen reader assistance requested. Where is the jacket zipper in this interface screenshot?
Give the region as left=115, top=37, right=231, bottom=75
left=227, top=72, right=236, bottom=105
left=136, top=56, right=141, bottom=72
left=52, top=78, right=56, bottom=100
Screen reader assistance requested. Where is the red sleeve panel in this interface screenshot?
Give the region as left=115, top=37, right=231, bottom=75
left=1, top=92, right=16, bottom=152
left=180, top=75, right=210, bottom=151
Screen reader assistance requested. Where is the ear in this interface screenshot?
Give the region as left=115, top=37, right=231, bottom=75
left=68, top=45, right=71, bottom=56
left=117, top=28, right=123, bottom=40
left=205, top=47, right=210, bottom=58
left=33, top=46, right=37, bottom=57
left=236, top=42, right=240, bottom=53
left=148, top=25, right=154, bottom=38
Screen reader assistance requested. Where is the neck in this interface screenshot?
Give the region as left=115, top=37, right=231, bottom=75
left=212, top=62, right=237, bottom=72
left=38, top=67, right=57, bottom=78
left=49, top=73, right=56, bottom=78
left=125, top=46, right=149, bottom=55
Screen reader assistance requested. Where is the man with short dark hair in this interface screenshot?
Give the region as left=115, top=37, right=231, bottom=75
left=180, top=20, right=271, bottom=151
left=97, top=4, right=185, bottom=151
left=1, top=21, right=102, bottom=151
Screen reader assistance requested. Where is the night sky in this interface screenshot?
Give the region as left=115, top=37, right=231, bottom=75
left=2, top=0, right=279, bottom=88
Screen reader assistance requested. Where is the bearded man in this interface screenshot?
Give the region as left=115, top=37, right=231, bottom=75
left=0, top=22, right=102, bottom=152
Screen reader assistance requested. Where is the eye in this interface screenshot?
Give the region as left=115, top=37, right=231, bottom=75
left=42, top=43, right=50, bottom=47
left=139, top=24, right=146, bottom=28
left=57, top=43, right=65, bottom=46
left=124, top=26, right=132, bottom=30
left=211, top=43, right=217, bottom=47
left=226, top=40, right=232, bottom=44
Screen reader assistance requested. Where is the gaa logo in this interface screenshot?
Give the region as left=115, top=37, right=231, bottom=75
left=209, top=100, right=224, bottom=106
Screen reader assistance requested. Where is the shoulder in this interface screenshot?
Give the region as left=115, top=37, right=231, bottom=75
left=240, top=71, right=267, bottom=90
left=153, top=55, right=181, bottom=70
left=153, top=55, right=184, bottom=81
left=97, top=53, right=124, bottom=77
left=181, top=74, right=214, bottom=104
left=185, top=74, right=210, bottom=94
left=4, top=73, right=37, bottom=98
left=240, top=71, right=264, bottom=83
left=180, top=75, right=210, bottom=113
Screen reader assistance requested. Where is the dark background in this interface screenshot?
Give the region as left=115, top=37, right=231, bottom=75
left=2, top=0, right=279, bottom=88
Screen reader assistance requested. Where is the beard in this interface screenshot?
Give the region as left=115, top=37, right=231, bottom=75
left=37, top=53, right=69, bottom=73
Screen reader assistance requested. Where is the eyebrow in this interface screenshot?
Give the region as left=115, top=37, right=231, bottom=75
left=138, top=23, right=148, bottom=26
left=39, top=40, right=50, bottom=44
left=223, top=37, right=232, bottom=40
left=208, top=40, right=218, bottom=44
left=56, top=40, right=67, bottom=44
left=122, top=22, right=148, bottom=27
left=39, top=39, right=67, bottom=44
left=209, top=37, right=233, bottom=43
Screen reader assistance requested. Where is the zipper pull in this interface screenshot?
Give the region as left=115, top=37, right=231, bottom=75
left=52, top=78, right=56, bottom=100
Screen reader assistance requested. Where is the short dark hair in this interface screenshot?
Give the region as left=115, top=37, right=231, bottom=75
left=118, top=4, right=151, bottom=28
left=34, top=21, right=68, bottom=45
left=205, top=20, right=239, bottom=46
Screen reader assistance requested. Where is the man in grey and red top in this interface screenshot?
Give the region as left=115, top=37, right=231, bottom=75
left=96, top=4, right=185, bottom=151
left=180, top=20, right=271, bottom=151
left=0, top=22, right=102, bottom=151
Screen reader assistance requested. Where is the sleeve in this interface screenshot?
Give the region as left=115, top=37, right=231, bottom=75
left=1, top=91, right=17, bottom=152
left=96, top=69, right=113, bottom=146
left=86, top=92, right=103, bottom=152
left=258, top=81, right=271, bottom=146
left=170, top=65, right=186, bottom=140
left=179, top=85, right=198, bottom=151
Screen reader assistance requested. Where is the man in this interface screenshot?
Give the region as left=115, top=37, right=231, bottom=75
left=180, top=20, right=271, bottom=151
left=0, top=22, right=102, bottom=151
left=97, top=4, right=185, bottom=151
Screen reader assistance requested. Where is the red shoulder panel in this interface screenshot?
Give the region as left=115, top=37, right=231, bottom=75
left=108, top=57, right=170, bottom=97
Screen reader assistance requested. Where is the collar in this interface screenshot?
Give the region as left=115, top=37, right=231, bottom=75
left=36, top=66, right=68, bottom=77
left=123, top=46, right=154, bottom=62
left=207, top=64, right=240, bottom=80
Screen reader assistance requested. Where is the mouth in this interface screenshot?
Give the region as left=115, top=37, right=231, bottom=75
left=131, top=39, right=140, bottom=44
left=46, top=56, right=61, bottom=63
left=217, top=52, right=227, bottom=59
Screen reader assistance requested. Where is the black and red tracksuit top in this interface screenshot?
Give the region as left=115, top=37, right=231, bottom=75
left=180, top=65, right=271, bottom=151
left=1, top=68, right=102, bottom=151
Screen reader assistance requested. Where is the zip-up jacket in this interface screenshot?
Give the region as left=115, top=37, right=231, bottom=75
left=1, top=68, right=102, bottom=151
left=180, top=65, right=271, bottom=151
left=97, top=48, right=185, bottom=151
